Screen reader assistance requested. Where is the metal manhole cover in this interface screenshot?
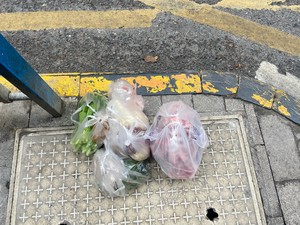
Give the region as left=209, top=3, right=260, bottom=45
left=6, top=115, right=266, bottom=225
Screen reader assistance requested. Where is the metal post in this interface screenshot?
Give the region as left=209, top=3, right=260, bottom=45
left=0, top=34, right=63, bottom=117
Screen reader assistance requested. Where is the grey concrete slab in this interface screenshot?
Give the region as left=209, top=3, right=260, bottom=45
left=277, top=181, right=300, bottom=225
left=143, top=96, right=162, bottom=116
left=250, top=146, right=282, bottom=218
left=0, top=101, right=31, bottom=137
left=0, top=140, right=15, bottom=169
left=295, top=132, right=300, bottom=141
left=291, top=123, right=300, bottom=142
left=258, top=114, right=300, bottom=182
left=29, top=97, right=77, bottom=127
left=267, top=217, right=285, bottom=225
left=0, top=84, right=10, bottom=103
left=193, top=95, right=225, bottom=113
left=162, top=94, right=193, bottom=107
left=0, top=167, right=11, bottom=225
left=0, top=100, right=30, bottom=225
left=225, top=98, right=245, bottom=111
left=0, top=101, right=31, bottom=167
left=244, top=104, right=264, bottom=146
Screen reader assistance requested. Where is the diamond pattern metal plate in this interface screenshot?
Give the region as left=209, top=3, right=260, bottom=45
left=6, top=115, right=266, bottom=225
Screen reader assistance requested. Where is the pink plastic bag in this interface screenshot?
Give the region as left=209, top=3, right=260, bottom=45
left=147, top=101, right=208, bottom=179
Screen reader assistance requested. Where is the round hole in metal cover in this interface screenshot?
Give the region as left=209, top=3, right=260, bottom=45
left=59, top=221, right=71, bottom=225
left=206, top=208, right=219, bottom=221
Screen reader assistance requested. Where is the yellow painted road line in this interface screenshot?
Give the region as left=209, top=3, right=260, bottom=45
left=139, top=0, right=300, bottom=57
left=216, top=0, right=300, bottom=12
left=0, top=9, right=159, bottom=31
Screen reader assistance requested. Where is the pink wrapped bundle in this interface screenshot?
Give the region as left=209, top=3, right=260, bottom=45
left=147, top=101, right=208, bottom=179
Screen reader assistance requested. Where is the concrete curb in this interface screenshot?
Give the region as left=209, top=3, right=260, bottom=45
left=199, top=70, right=300, bottom=125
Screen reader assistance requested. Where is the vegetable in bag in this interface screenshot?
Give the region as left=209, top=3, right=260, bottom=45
left=93, top=147, right=150, bottom=197
left=105, top=79, right=150, bottom=161
left=70, top=92, right=108, bottom=156
left=147, top=101, right=208, bottom=179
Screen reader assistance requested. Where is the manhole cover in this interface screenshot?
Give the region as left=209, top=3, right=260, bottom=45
left=6, top=115, right=266, bottom=225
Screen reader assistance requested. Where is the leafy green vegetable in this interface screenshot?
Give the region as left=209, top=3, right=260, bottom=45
left=123, top=158, right=150, bottom=190
left=71, top=92, right=108, bottom=156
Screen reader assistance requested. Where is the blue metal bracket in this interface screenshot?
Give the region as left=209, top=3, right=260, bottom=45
left=0, top=34, right=63, bottom=117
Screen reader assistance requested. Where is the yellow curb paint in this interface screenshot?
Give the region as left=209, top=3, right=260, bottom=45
left=0, top=9, right=159, bottom=31
left=273, top=90, right=292, bottom=117
left=277, top=104, right=291, bottom=117
left=79, top=73, right=201, bottom=96
left=226, top=87, right=238, bottom=94
left=125, top=75, right=171, bottom=93
left=42, top=75, right=79, bottom=96
left=275, top=89, right=288, bottom=97
left=251, top=94, right=273, bottom=108
left=202, top=81, right=219, bottom=93
left=80, top=76, right=112, bottom=96
left=170, top=74, right=201, bottom=94
left=0, top=75, right=79, bottom=96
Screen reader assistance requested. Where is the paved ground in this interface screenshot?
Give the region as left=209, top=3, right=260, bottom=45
left=0, top=0, right=300, bottom=224
left=1, top=95, right=300, bottom=224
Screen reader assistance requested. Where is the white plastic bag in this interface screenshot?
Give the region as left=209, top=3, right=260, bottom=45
left=105, top=79, right=150, bottom=161
left=93, top=148, right=150, bottom=197
left=105, top=119, right=149, bottom=161
left=147, top=101, right=208, bottom=179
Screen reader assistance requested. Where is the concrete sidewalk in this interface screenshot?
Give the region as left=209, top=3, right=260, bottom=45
left=1, top=93, right=299, bottom=224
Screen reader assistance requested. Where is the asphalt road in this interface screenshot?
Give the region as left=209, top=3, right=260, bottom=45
left=1, top=0, right=300, bottom=78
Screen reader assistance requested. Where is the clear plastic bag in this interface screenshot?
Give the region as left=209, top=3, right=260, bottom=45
left=105, top=79, right=150, bottom=161
left=105, top=119, right=149, bottom=161
left=146, top=101, right=208, bottom=179
left=70, top=92, right=108, bottom=156
left=93, top=148, right=150, bottom=197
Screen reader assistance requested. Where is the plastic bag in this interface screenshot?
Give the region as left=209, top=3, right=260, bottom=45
left=105, top=79, right=150, bottom=161
left=104, top=119, right=149, bottom=161
left=70, top=92, right=108, bottom=156
left=93, top=148, right=150, bottom=197
left=146, top=101, right=208, bottom=179
left=107, top=79, right=149, bottom=130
